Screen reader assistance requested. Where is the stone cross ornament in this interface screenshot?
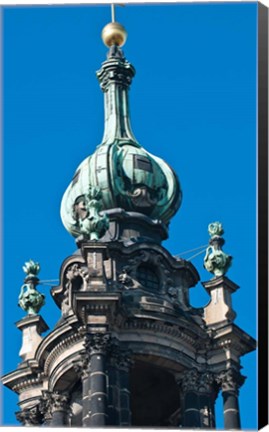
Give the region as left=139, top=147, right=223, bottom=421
left=203, top=222, right=232, bottom=277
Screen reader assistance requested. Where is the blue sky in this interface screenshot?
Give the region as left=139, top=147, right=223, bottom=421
left=2, top=3, right=257, bottom=428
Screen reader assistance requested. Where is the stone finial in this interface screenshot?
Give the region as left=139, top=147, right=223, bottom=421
left=204, top=222, right=232, bottom=277
left=18, top=260, right=45, bottom=315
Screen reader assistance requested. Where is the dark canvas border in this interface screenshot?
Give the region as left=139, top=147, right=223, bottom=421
left=258, top=2, right=269, bottom=430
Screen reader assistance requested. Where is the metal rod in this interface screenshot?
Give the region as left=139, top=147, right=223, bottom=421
left=175, top=244, right=208, bottom=257
left=187, top=248, right=207, bottom=262
left=111, top=4, right=115, bottom=22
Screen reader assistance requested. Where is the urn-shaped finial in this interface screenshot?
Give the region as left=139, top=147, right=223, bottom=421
left=18, top=260, right=45, bottom=315
left=204, top=222, right=232, bottom=277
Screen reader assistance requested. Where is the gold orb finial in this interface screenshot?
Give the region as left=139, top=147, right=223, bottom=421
left=101, top=22, right=127, bottom=47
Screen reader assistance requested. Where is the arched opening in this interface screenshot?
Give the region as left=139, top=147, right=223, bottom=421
left=130, top=360, right=181, bottom=426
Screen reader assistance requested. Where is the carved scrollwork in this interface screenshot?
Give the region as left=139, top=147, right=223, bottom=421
left=129, top=186, right=158, bottom=209
left=60, top=263, right=90, bottom=316
left=66, top=263, right=90, bottom=290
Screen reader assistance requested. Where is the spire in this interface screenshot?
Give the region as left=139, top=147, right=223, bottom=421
left=60, top=9, right=182, bottom=243
left=97, top=17, right=138, bottom=146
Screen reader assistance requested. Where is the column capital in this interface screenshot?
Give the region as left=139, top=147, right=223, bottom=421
left=177, top=368, right=215, bottom=394
left=216, top=368, right=246, bottom=395
left=50, top=391, right=70, bottom=413
left=41, top=390, right=70, bottom=416
left=16, top=405, right=42, bottom=426
left=110, top=347, right=134, bottom=370
left=85, top=332, right=111, bottom=355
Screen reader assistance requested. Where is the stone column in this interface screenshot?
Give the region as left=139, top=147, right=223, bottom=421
left=46, top=392, right=70, bottom=426
left=118, top=351, right=133, bottom=426
left=15, top=406, right=42, bottom=426
left=73, top=354, right=92, bottom=426
left=106, top=351, right=121, bottom=426
left=216, top=369, right=245, bottom=430
left=177, top=369, right=217, bottom=429
left=106, top=344, right=132, bottom=426
left=198, top=372, right=218, bottom=429
left=81, top=332, right=111, bottom=426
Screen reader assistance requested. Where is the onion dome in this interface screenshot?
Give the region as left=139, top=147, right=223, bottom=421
left=60, top=22, right=182, bottom=242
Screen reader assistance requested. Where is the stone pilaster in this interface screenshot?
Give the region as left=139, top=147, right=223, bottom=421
left=216, top=368, right=245, bottom=429
left=177, top=369, right=217, bottom=428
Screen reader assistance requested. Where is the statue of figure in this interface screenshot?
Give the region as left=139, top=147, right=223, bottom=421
left=204, top=222, right=232, bottom=277
left=74, top=187, right=109, bottom=241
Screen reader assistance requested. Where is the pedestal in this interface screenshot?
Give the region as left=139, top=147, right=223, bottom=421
left=16, top=315, right=49, bottom=362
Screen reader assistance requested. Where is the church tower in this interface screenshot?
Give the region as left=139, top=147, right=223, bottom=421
left=2, top=11, right=256, bottom=428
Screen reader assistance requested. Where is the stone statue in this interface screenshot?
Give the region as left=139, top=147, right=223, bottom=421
left=204, top=222, right=232, bottom=277
left=76, top=187, right=109, bottom=241
left=18, top=260, right=45, bottom=315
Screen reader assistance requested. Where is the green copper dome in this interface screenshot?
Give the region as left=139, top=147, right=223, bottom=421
left=60, top=44, right=182, bottom=241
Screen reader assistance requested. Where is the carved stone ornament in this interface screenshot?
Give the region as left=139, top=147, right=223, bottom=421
left=109, top=344, right=134, bottom=370
left=66, top=263, right=90, bottom=289
left=118, top=249, right=173, bottom=293
left=118, top=268, right=134, bottom=288
left=84, top=332, right=111, bottom=355
left=178, top=369, right=215, bottom=394
left=16, top=406, right=42, bottom=426
left=44, top=391, right=70, bottom=414
left=216, top=369, right=246, bottom=394
left=40, top=391, right=53, bottom=422
left=73, top=350, right=91, bottom=379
